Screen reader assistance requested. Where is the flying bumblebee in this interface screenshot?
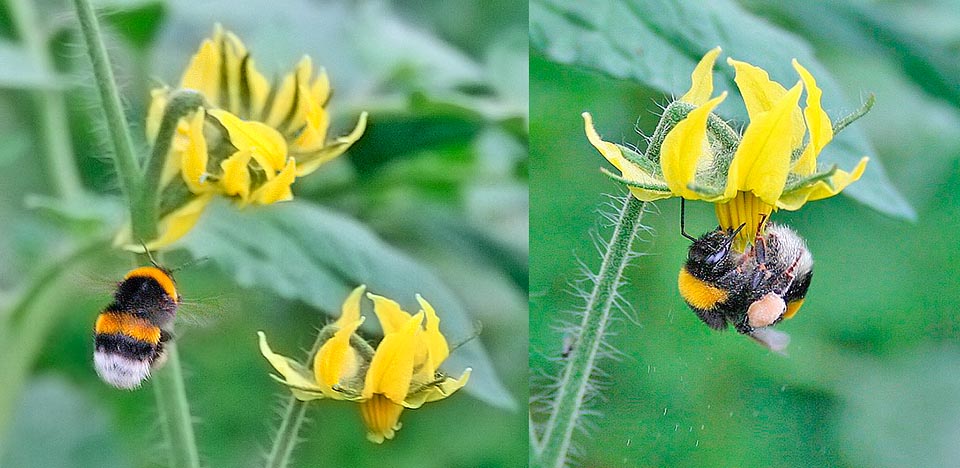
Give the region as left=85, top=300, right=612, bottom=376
left=678, top=212, right=813, bottom=352
left=93, top=265, right=181, bottom=389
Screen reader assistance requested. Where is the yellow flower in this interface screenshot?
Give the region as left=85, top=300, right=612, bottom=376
left=258, top=286, right=471, bottom=443
left=585, top=47, right=869, bottom=250
left=141, top=24, right=367, bottom=249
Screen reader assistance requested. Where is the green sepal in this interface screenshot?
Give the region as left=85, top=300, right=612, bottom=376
left=599, top=167, right=671, bottom=192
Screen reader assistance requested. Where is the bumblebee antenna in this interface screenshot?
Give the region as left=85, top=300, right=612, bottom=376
left=725, top=223, right=747, bottom=246
left=168, top=256, right=211, bottom=274
left=139, top=241, right=162, bottom=269
left=680, top=198, right=696, bottom=241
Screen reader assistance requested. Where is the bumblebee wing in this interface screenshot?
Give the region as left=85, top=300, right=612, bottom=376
left=748, top=327, right=791, bottom=354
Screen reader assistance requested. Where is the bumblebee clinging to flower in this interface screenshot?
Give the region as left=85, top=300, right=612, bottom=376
left=93, top=264, right=181, bottom=389
left=677, top=204, right=813, bottom=352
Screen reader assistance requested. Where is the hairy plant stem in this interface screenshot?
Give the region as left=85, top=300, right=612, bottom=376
left=71, top=0, right=141, bottom=210
left=266, top=396, right=310, bottom=468
left=7, top=0, right=84, bottom=198
left=71, top=2, right=199, bottom=467
left=264, top=328, right=332, bottom=468
left=151, top=344, right=200, bottom=468
left=536, top=196, right=647, bottom=468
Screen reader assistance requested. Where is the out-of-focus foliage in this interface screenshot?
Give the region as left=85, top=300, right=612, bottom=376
left=530, top=0, right=960, bottom=467
left=0, top=0, right=527, bottom=467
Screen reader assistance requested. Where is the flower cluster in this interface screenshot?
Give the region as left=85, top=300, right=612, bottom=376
left=258, top=286, right=471, bottom=443
left=584, top=47, right=869, bottom=250
left=139, top=25, right=367, bottom=249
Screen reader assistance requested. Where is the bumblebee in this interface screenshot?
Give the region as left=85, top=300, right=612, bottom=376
left=93, top=265, right=181, bottom=389
left=678, top=220, right=813, bottom=351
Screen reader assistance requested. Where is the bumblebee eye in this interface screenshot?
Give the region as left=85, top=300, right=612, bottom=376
left=705, top=247, right=727, bottom=265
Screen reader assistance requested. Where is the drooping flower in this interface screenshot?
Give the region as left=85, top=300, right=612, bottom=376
left=136, top=25, right=367, bottom=250
left=258, top=286, right=471, bottom=443
left=584, top=47, right=870, bottom=250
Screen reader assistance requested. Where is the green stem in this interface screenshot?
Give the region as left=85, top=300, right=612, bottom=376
left=265, top=397, right=309, bottom=468
left=71, top=0, right=142, bottom=218
left=134, top=90, right=205, bottom=235
left=7, top=0, right=84, bottom=198
left=264, top=328, right=330, bottom=468
left=70, top=2, right=200, bottom=466
left=536, top=196, right=647, bottom=468
left=151, top=343, right=201, bottom=468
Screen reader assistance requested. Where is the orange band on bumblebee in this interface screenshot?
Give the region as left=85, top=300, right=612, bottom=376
left=125, top=266, right=179, bottom=302
left=783, top=299, right=804, bottom=320
left=95, top=312, right=161, bottom=344
left=678, top=267, right=729, bottom=310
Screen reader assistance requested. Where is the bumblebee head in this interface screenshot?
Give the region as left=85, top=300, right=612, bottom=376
left=685, top=224, right=744, bottom=278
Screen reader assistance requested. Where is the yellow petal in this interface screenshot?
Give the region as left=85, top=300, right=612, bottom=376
left=245, top=56, right=271, bottom=118
left=145, top=193, right=214, bottom=250
left=728, top=57, right=804, bottom=148
left=250, top=158, right=296, bottom=205
left=335, top=285, right=367, bottom=329
left=362, top=313, right=424, bottom=402
left=219, top=150, right=252, bottom=201
left=180, top=109, right=209, bottom=193
left=582, top=112, right=673, bottom=202
left=725, top=82, right=803, bottom=205
left=403, top=368, right=471, bottom=409
left=367, top=293, right=412, bottom=335
left=146, top=87, right=170, bottom=145
left=208, top=109, right=288, bottom=172
left=777, top=157, right=869, bottom=210
left=265, top=56, right=313, bottom=129
left=792, top=59, right=834, bottom=175
left=680, top=47, right=721, bottom=105
left=311, top=68, right=331, bottom=107
left=221, top=29, right=248, bottom=114
left=416, top=294, right=449, bottom=369
left=314, top=317, right=365, bottom=396
left=660, top=93, right=727, bottom=199
left=179, top=35, right=221, bottom=104
left=291, top=88, right=330, bottom=152
left=294, top=111, right=368, bottom=177
left=257, top=331, right=326, bottom=395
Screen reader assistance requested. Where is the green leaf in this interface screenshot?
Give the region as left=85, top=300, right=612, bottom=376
left=530, top=0, right=915, bottom=220
left=97, top=0, right=166, bottom=50
left=0, top=41, right=60, bottom=90
left=0, top=377, right=130, bottom=468
left=178, top=199, right=515, bottom=410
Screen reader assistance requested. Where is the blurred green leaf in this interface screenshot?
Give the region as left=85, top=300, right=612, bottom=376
left=741, top=0, right=960, bottom=111
left=97, top=0, right=166, bottom=50
left=351, top=2, right=483, bottom=91
left=838, top=346, right=960, bottom=468
left=0, top=377, right=130, bottom=468
left=0, top=133, right=29, bottom=167
left=530, top=0, right=915, bottom=220
left=179, top=199, right=515, bottom=409
left=0, top=40, right=60, bottom=89
left=349, top=96, right=484, bottom=176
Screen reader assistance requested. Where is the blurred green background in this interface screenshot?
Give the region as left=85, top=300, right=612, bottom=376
left=0, top=0, right=527, bottom=467
left=530, top=0, right=960, bottom=467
